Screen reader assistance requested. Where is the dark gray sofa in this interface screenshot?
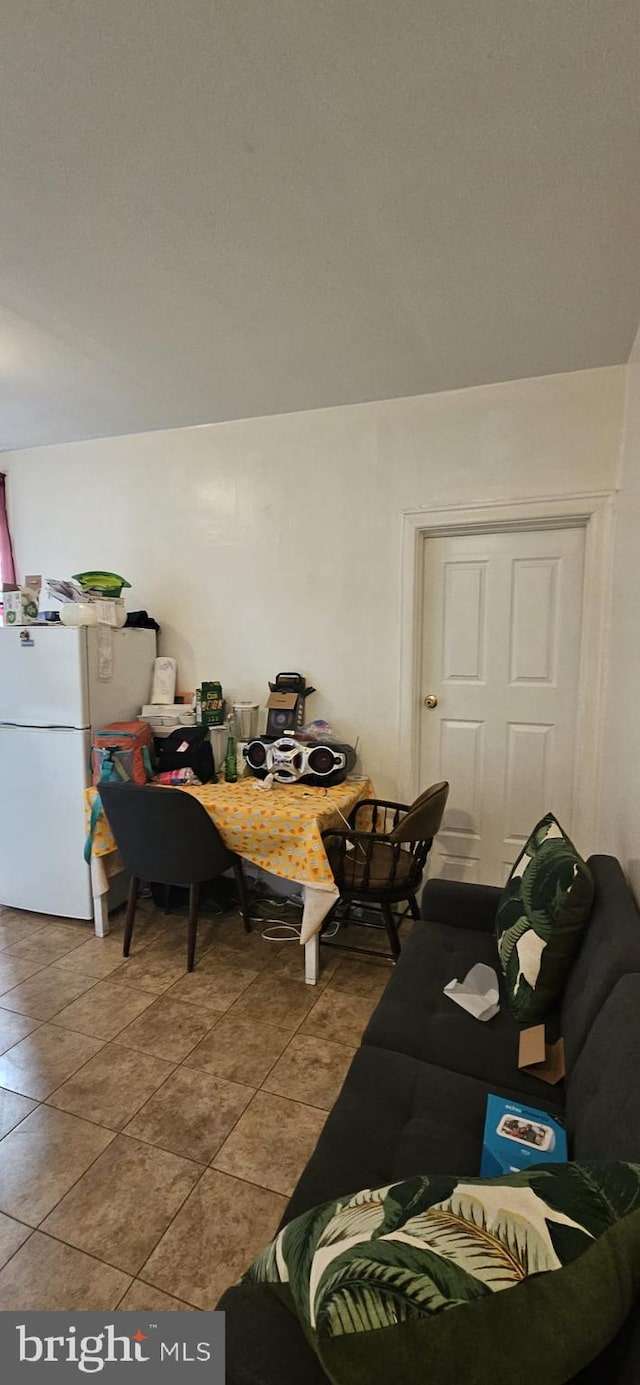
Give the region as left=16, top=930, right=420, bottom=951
left=218, top=855, right=640, bottom=1384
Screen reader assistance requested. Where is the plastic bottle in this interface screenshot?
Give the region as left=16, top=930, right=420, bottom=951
left=224, top=712, right=237, bottom=784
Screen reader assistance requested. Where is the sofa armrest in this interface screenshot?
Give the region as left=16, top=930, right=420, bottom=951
left=421, top=878, right=501, bottom=932
left=217, top=1283, right=328, bottom=1385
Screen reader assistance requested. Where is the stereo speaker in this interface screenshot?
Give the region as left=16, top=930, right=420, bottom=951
left=243, top=737, right=356, bottom=787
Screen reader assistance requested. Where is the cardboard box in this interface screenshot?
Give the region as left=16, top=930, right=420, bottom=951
left=266, top=691, right=298, bottom=712
left=518, top=1024, right=566, bottom=1085
left=266, top=689, right=300, bottom=735
left=2, top=583, right=40, bottom=625
left=480, top=1093, right=568, bottom=1177
left=199, top=683, right=224, bottom=727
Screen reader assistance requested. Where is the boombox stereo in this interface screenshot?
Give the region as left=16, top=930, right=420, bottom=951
left=243, top=737, right=356, bottom=787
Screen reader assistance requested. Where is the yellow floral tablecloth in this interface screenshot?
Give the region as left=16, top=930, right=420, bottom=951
left=84, top=776, right=374, bottom=944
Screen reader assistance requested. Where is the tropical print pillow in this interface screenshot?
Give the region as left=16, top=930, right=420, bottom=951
left=495, top=812, right=594, bottom=1022
left=244, top=1163, right=640, bottom=1385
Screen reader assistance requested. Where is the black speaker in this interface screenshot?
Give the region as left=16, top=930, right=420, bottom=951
left=244, top=737, right=356, bottom=786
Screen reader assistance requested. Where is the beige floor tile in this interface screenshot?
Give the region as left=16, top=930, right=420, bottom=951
left=321, top=919, right=406, bottom=957
left=0, top=1005, right=41, bottom=1055
left=58, top=934, right=133, bottom=979
left=52, top=980, right=156, bottom=1041
left=166, top=958, right=259, bottom=1018
left=199, top=940, right=272, bottom=971
left=0, top=952, right=48, bottom=996
left=1, top=931, right=87, bottom=966
left=142, top=1168, right=286, bottom=1309
left=0, top=907, right=48, bottom=930
left=118, top=1279, right=196, bottom=1311
left=116, top=995, right=214, bottom=1062
left=0, top=966, right=98, bottom=1022
left=110, top=948, right=190, bottom=995
left=0, top=1231, right=131, bottom=1309
left=0, top=1210, right=31, bottom=1269
left=299, top=986, right=379, bottom=1046
left=262, top=1033, right=356, bottom=1110
left=47, top=1042, right=176, bottom=1130
left=328, top=957, right=393, bottom=999
left=0, top=1024, right=104, bottom=1100
left=125, top=1067, right=254, bottom=1164
left=184, top=1013, right=290, bottom=1087
left=265, top=944, right=340, bottom=986
left=131, top=926, right=193, bottom=960
left=0, top=1088, right=38, bottom=1138
left=227, top=972, right=317, bottom=1037
left=27, top=921, right=92, bottom=946
left=213, top=1091, right=326, bottom=1196
left=0, top=1104, right=116, bottom=1225
left=150, top=915, right=224, bottom=957
left=117, top=910, right=184, bottom=950
left=201, top=915, right=284, bottom=967
left=0, top=914, right=49, bottom=950
left=43, top=1134, right=202, bottom=1275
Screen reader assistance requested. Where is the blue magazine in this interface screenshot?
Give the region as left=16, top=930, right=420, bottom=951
left=481, top=1094, right=568, bottom=1177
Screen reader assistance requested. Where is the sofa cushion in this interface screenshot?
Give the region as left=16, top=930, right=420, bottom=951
left=495, top=812, right=594, bottom=1023
left=362, top=916, right=563, bottom=1099
left=566, top=975, right=640, bottom=1162
left=285, top=1044, right=564, bottom=1227
left=561, top=856, right=640, bottom=1070
left=421, top=878, right=502, bottom=932
left=243, top=1162, right=640, bottom=1385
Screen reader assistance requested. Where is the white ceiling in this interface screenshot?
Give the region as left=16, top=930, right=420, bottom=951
left=1, top=0, right=639, bottom=451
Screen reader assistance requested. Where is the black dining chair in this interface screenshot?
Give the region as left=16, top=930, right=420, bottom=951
left=99, top=782, right=251, bottom=972
left=321, top=781, right=450, bottom=961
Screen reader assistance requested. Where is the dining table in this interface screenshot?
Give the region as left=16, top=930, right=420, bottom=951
left=84, top=773, right=375, bottom=984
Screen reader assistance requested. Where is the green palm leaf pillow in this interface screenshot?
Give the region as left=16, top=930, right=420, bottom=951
left=495, top=812, right=594, bottom=1022
left=243, top=1163, right=640, bottom=1385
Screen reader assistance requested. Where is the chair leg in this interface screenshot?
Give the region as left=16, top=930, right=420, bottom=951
left=408, top=893, right=421, bottom=923
left=381, top=901, right=401, bottom=961
left=232, top=858, right=252, bottom=933
left=187, top=882, right=200, bottom=972
left=123, top=876, right=140, bottom=957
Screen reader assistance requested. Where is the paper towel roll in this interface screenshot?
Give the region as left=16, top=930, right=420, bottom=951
left=150, top=657, right=177, bottom=705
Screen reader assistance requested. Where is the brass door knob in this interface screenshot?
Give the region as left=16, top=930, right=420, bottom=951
left=424, top=694, right=438, bottom=709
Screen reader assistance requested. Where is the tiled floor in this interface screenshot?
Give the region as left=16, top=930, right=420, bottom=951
left=0, top=901, right=392, bottom=1310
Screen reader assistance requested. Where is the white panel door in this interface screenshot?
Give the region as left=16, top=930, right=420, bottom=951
left=0, top=725, right=93, bottom=918
left=419, top=526, right=585, bottom=885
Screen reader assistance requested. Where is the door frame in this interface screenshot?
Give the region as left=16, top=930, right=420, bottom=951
left=398, top=492, right=615, bottom=856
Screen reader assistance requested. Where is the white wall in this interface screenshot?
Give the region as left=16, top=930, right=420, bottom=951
left=599, top=330, right=640, bottom=893
left=4, top=366, right=624, bottom=796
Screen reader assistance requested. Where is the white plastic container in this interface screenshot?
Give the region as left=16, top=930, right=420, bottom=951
left=150, top=656, right=177, bottom=705
left=59, top=603, right=98, bottom=627
left=139, top=704, right=196, bottom=735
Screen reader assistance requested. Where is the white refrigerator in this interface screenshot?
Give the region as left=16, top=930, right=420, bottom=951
left=0, top=624, right=157, bottom=919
